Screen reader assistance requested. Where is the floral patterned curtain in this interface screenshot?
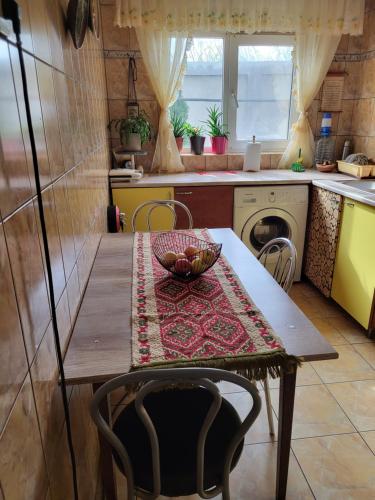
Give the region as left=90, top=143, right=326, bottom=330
left=115, top=0, right=364, bottom=35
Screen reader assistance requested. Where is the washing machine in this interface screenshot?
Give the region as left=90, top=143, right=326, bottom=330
left=233, top=185, right=309, bottom=280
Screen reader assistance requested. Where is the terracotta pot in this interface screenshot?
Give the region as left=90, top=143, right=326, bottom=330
left=121, top=133, right=141, bottom=152
left=211, top=136, right=228, bottom=154
left=190, top=136, right=205, bottom=155
left=175, top=136, right=184, bottom=152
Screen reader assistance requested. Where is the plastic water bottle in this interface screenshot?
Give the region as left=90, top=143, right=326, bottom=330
left=315, top=113, right=335, bottom=165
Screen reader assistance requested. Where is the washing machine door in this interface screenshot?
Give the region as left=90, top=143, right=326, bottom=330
left=241, top=208, right=298, bottom=255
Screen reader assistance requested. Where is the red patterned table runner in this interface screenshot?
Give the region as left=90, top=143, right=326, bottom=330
left=132, top=230, right=294, bottom=379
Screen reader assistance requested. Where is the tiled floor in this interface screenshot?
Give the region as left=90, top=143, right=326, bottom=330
left=114, top=281, right=375, bottom=499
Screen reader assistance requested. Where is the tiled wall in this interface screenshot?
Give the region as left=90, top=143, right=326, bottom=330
left=101, top=0, right=159, bottom=171
left=102, top=0, right=374, bottom=170
left=308, top=0, right=375, bottom=162
left=0, top=1, right=110, bottom=498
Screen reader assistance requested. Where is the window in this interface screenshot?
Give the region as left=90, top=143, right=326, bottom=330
left=171, top=37, right=224, bottom=148
left=171, top=34, right=295, bottom=152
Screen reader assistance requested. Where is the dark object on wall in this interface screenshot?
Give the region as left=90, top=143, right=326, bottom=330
left=108, top=205, right=125, bottom=232
left=67, top=0, right=89, bottom=49
left=127, top=56, right=139, bottom=117
left=88, top=0, right=100, bottom=39
left=190, top=136, right=205, bottom=155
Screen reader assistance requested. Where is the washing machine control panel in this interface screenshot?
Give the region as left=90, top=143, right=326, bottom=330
left=268, top=191, right=276, bottom=203
left=235, top=186, right=308, bottom=206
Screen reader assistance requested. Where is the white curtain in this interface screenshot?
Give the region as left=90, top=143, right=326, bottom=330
left=116, top=0, right=364, bottom=35
left=136, top=29, right=188, bottom=173
left=279, top=33, right=341, bottom=168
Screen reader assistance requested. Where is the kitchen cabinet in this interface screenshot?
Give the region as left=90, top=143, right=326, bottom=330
left=331, top=198, right=375, bottom=333
left=174, top=186, right=234, bottom=229
left=112, top=187, right=174, bottom=232
left=304, top=186, right=343, bottom=297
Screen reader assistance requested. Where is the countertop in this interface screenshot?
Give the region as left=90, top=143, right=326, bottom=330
left=109, top=169, right=352, bottom=187
left=110, top=168, right=375, bottom=207
left=313, top=180, right=375, bottom=207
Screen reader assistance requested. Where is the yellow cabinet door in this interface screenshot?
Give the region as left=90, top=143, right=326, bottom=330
left=112, top=187, right=174, bottom=232
left=331, top=199, right=375, bottom=329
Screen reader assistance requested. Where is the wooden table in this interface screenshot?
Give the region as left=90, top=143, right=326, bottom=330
left=64, top=229, right=338, bottom=499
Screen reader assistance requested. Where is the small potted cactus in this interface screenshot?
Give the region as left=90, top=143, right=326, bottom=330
left=184, top=123, right=205, bottom=155
left=205, top=105, right=229, bottom=154
left=170, top=111, right=185, bottom=152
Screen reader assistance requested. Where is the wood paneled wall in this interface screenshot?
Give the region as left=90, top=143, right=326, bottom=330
left=0, top=1, right=110, bottom=498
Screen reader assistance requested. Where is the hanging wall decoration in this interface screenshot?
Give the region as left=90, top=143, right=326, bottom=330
left=67, top=0, right=89, bottom=49
left=89, top=0, right=100, bottom=39
left=127, top=57, right=139, bottom=117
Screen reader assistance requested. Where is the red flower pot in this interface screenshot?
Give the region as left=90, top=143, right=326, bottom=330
left=211, top=136, right=228, bottom=154
left=175, top=136, right=184, bottom=152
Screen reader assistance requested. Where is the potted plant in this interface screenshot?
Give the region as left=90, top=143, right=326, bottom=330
left=170, top=111, right=185, bottom=152
left=205, top=105, right=229, bottom=154
left=109, top=110, right=152, bottom=152
left=184, top=123, right=205, bottom=155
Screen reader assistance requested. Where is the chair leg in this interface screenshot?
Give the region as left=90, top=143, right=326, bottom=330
left=222, top=484, right=230, bottom=500
left=263, top=376, right=275, bottom=436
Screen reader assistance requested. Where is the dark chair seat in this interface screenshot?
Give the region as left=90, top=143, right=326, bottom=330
left=113, top=387, right=244, bottom=497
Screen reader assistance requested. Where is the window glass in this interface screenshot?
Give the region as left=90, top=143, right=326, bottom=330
left=170, top=37, right=224, bottom=131
left=236, top=45, right=294, bottom=141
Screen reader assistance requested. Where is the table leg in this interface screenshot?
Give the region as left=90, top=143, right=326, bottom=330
left=276, top=367, right=297, bottom=500
left=93, top=383, right=117, bottom=500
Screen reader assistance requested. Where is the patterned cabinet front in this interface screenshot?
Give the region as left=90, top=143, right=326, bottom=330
left=304, top=187, right=343, bottom=297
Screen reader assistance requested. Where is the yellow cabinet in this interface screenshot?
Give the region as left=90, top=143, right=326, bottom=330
left=112, top=187, right=174, bottom=232
left=331, top=198, right=375, bottom=329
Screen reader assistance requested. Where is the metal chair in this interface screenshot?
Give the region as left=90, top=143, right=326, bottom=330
left=131, top=200, right=193, bottom=232
left=91, top=368, right=261, bottom=500
left=257, top=237, right=297, bottom=436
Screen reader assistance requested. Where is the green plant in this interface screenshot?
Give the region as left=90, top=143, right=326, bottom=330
left=109, top=110, right=152, bottom=146
left=184, top=123, right=204, bottom=137
left=170, top=111, right=186, bottom=137
left=204, top=105, right=229, bottom=137
left=170, top=93, right=189, bottom=122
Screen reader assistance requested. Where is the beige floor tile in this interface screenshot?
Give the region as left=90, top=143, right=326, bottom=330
left=270, top=384, right=355, bottom=439
left=361, top=431, right=375, bottom=454
left=309, top=317, right=349, bottom=346
left=292, top=433, right=375, bottom=499
left=326, top=315, right=371, bottom=344
left=217, top=380, right=246, bottom=394
left=327, top=380, right=375, bottom=432
left=224, top=390, right=277, bottom=444
left=354, top=342, right=375, bottom=369
left=267, top=362, right=322, bottom=390
left=311, top=345, right=375, bottom=383
left=159, top=442, right=313, bottom=500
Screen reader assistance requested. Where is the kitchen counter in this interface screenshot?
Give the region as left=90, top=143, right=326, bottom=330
left=110, top=169, right=352, bottom=188
left=313, top=180, right=375, bottom=207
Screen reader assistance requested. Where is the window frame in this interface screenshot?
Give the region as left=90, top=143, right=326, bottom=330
left=225, top=33, right=296, bottom=153
left=180, top=33, right=296, bottom=154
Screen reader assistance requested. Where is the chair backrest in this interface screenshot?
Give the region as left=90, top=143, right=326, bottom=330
left=91, top=368, right=261, bottom=500
left=131, top=199, right=193, bottom=232
left=257, top=237, right=297, bottom=294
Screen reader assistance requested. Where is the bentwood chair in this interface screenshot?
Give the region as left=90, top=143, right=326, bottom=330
left=91, top=368, right=261, bottom=500
left=257, top=237, right=297, bottom=435
left=131, top=200, right=193, bottom=232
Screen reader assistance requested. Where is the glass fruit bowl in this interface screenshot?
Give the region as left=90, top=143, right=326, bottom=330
left=152, top=232, right=222, bottom=278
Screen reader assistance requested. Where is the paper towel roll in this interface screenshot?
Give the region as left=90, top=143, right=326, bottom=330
left=243, top=139, right=261, bottom=172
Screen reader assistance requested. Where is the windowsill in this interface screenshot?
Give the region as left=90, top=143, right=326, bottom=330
left=180, top=151, right=284, bottom=171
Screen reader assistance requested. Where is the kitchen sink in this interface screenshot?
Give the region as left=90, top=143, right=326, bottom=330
left=342, top=180, right=375, bottom=193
